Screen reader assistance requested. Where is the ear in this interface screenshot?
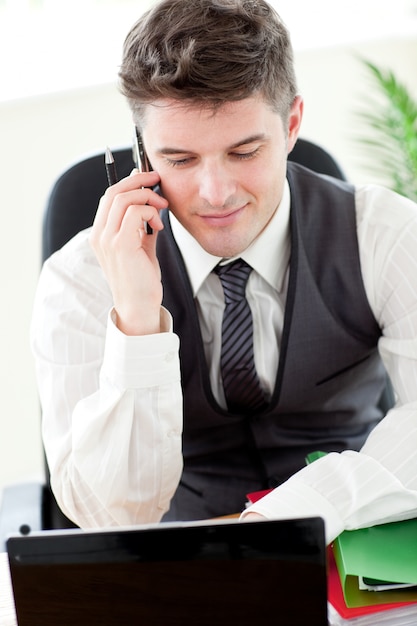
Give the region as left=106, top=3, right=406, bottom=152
left=287, top=95, right=304, bottom=154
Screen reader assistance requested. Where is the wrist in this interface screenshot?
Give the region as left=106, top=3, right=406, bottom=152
left=113, top=307, right=161, bottom=336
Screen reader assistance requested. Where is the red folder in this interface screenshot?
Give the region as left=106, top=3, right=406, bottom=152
left=327, top=548, right=416, bottom=621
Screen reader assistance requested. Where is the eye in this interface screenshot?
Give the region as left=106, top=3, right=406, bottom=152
left=165, top=156, right=195, bottom=168
left=231, top=147, right=261, bottom=161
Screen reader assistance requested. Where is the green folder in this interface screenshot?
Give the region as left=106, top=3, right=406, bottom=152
left=304, top=452, right=417, bottom=608
left=333, top=518, right=417, bottom=608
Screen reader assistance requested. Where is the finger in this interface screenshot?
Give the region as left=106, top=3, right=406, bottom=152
left=103, top=204, right=161, bottom=263
left=104, top=189, right=167, bottom=235
left=93, top=171, right=165, bottom=229
left=110, top=170, right=160, bottom=193
left=121, top=203, right=165, bottom=237
left=94, top=186, right=168, bottom=239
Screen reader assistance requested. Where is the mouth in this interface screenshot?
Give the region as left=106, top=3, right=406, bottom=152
left=199, top=205, right=246, bottom=227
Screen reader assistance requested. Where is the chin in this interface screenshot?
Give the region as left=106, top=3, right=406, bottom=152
left=200, top=233, right=253, bottom=259
left=203, top=242, right=247, bottom=258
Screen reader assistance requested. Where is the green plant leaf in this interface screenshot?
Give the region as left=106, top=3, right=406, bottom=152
left=355, top=57, right=417, bottom=202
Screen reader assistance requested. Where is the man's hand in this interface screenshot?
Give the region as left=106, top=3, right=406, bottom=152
left=90, top=170, right=169, bottom=336
left=241, top=512, right=268, bottom=521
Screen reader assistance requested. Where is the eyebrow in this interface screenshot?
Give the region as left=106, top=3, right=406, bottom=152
left=156, top=133, right=269, bottom=155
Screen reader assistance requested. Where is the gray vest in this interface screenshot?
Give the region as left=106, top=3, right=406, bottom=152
left=157, top=162, right=386, bottom=520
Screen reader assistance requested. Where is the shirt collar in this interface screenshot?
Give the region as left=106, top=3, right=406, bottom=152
left=169, top=179, right=291, bottom=296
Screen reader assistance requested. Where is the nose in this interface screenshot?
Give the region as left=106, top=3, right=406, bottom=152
left=198, top=161, right=237, bottom=208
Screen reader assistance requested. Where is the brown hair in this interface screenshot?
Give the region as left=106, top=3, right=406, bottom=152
left=119, top=0, right=298, bottom=126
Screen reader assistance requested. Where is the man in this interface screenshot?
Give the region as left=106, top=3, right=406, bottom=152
left=31, top=0, right=417, bottom=544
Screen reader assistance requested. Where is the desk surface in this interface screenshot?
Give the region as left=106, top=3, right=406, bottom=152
left=0, top=553, right=17, bottom=626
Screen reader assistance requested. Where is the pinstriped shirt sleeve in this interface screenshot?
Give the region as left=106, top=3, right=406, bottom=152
left=242, top=185, right=417, bottom=543
left=31, top=228, right=183, bottom=528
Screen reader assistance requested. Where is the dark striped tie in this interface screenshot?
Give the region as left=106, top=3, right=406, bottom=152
left=215, top=259, right=267, bottom=414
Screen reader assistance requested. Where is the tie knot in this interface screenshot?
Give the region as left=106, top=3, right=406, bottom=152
left=214, top=259, right=252, bottom=304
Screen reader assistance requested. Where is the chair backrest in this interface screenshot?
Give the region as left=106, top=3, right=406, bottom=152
left=42, top=138, right=346, bottom=262
left=42, top=147, right=136, bottom=262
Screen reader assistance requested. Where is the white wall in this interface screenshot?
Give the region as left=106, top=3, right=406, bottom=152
left=0, top=84, right=133, bottom=491
left=0, top=29, right=416, bottom=501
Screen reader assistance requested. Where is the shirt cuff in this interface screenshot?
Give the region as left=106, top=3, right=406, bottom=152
left=101, top=307, right=180, bottom=389
left=240, top=480, right=344, bottom=545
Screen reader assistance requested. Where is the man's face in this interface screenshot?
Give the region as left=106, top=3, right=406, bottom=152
left=143, top=95, right=302, bottom=258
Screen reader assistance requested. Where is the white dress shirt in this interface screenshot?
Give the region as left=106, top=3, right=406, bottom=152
left=31, top=180, right=417, bottom=543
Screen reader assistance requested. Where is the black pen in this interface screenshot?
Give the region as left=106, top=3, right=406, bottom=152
left=105, top=147, right=118, bottom=186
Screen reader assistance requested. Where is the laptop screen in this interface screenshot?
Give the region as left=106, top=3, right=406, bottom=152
left=7, top=517, right=327, bottom=626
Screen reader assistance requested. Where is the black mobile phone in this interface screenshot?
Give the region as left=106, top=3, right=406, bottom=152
left=133, top=127, right=153, bottom=234
left=133, top=127, right=152, bottom=175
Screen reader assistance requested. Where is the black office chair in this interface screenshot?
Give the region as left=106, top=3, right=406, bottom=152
left=0, top=138, right=394, bottom=549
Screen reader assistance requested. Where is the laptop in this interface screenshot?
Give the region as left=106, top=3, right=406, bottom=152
left=7, top=517, right=327, bottom=626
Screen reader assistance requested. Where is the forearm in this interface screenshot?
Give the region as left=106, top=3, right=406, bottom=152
left=42, top=315, right=183, bottom=528
left=241, top=403, right=417, bottom=544
left=49, top=385, right=183, bottom=528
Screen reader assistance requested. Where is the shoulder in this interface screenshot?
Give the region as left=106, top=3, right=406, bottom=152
left=44, top=227, right=96, bottom=270
left=355, top=184, right=417, bottom=230
left=355, top=185, right=417, bottom=258
left=40, top=227, right=111, bottom=299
